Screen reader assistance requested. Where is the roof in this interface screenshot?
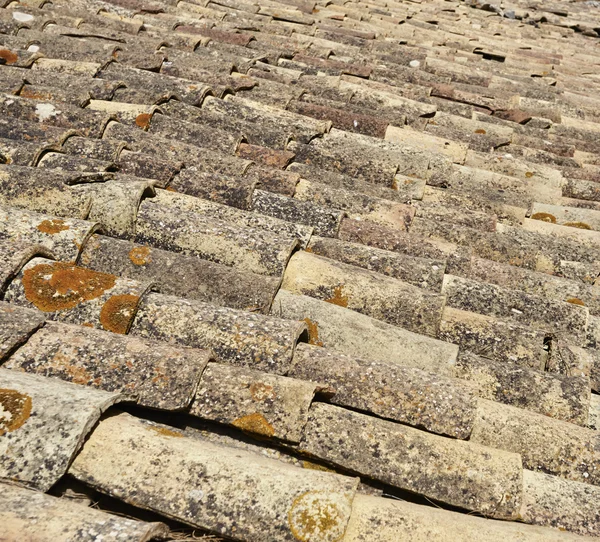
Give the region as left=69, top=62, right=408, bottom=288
left=2, top=0, right=600, bottom=540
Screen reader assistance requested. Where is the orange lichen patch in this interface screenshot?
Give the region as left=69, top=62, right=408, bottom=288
left=249, top=382, right=276, bottom=402
left=0, top=389, right=32, bottom=436
left=0, top=49, right=18, bottom=65
left=23, top=262, right=116, bottom=312
left=303, top=318, right=324, bottom=347
left=147, top=425, right=184, bottom=438
left=232, top=412, right=275, bottom=437
left=474, top=129, right=487, bottom=134
left=128, top=245, right=152, bottom=266
left=530, top=212, right=557, bottom=223
left=564, top=222, right=592, bottom=230
left=325, top=285, right=349, bottom=308
left=288, top=490, right=346, bottom=542
left=20, top=88, right=52, bottom=101
left=525, top=171, right=534, bottom=178
left=100, top=294, right=139, bottom=334
left=165, top=186, right=178, bottom=192
left=567, top=298, right=586, bottom=306
left=135, top=113, right=152, bottom=130
left=37, top=219, right=70, bottom=235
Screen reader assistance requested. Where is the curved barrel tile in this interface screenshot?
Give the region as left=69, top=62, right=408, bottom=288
left=69, top=411, right=359, bottom=542
left=0, top=368, right=126, bottom=491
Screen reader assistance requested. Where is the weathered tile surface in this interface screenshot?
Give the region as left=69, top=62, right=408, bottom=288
left=0, top=301, right=45, bottom=362
left=273, top=289, right=459, bottom=376
left=290, top=344, right=476, bottom=439
left=301, top=403, right=523, bottom=519
left=0, top=482, right=169, bottom=542
left=5, top=321, right=211, bottom=411
left=131, top=292, right=306, bottom=374
left=0, top=368, right=125, bottom=491
left=192, top=362, right=317, bottom=442
left=345, top=494, right=592, bottom=542
left=5, top=257, right=148, bottom=334
left=70, top=412, right=359, bottom=542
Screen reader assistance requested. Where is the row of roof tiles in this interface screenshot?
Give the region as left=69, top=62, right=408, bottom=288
left=2, top=0, right=600, bottom=540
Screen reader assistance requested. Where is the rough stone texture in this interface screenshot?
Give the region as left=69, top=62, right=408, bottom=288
left=272, top=290, right=458, bottom=376
left=130, top=292, right=306, bottom=375
left=590, top=395, right=600, bottom=430
left=135, top=199, right=298, bottom=278
left=414, top=199, right=498, bottom=232
left=151, top=189, right=313, bottom=247
left=98, top=63, right=211, bottom=106
left=385, top=125, right=468, bottom=163
left=286, top=162, right=425, bottom=203
left=301, top=403, right=523, bottom=519
left=72, top=179, right=155, bottom=239
left=0, top=137, right=49, bottom=168
left=425, top=111, right=514, bottom=153
left=169, top=168, right=257, bottom=211
left=103, top=122, right=254, bottom=179
left=87, top=100, right=156, bottom=125
left=442, top=275, right=589, bottom=346
left=338, top=216, right=452, bottom=261
left=4, top=257, right=148, bottom=335
left=420, top=184, right=524, bottom=226
left=149, top=113, right=241, bottom=156
left=248, top=164, right=300, bottom=197
left=0, top=205, right=97, bottom=263
left=439, top=307, right=548, bottom=369
left=287, top=100, right=388, bottom=138
left=290, top=344, right=475, bottom=439
left=70, top=412, right=359, bottom=542
left=282, top=251, right=446, bottom=336
left=531, top=202, right=600, bottom=232
left=0, top=482, right=169, bottom=542
left=253, top=188, right=344, bottom=237
left=0, top=164, right=91, bottom=219
left=344, top=494, right=593, bottom=542
left=306, top=236, right=445, bottom=291
left=428, top=165, right=561, bottom=211
left=0, top=368, right=125, bottom=491
left=521, top=469, right=600, bottom=538
left=468, top=256, right=600, bottom=316
left=0, top=301, right=45, bottom=362
left=479, top=223, right=600, bottom=277
left=0, top=93, right=109, bottom=138
left=471, top=399, right=600, bottom=487
left=62, top=137, right=125, bottom=162
left=456, top=352, right=590, bottom=426
left=5, top=321, right=211, bottom=411
left=0, top=240, right=54, bottom=295
left=79, top=234, right=279, bottom=314
left=293, top=179, right=416, bottom=230
left=117, top=150, right=182, bottom=189
left=193, top=95, right=329, bottom=149
left=37, top=152, right=116, bottom=175
left=288, top=128, right=433, bottom=185
left=191, top=362, right=317, bottom=442
left=0, top=116, right=75, bottom=147
left=522, top=218, right=600, bottom=248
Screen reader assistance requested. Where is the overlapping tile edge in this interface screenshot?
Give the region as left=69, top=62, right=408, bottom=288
left=2, top=0, right=600, bottom=540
